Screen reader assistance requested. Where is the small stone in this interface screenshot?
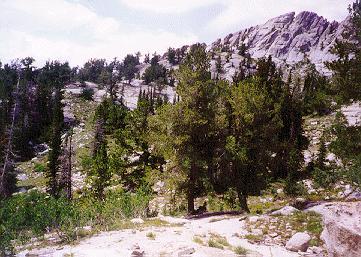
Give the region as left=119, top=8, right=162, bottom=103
left=251, top=229, right=263, bottom=236
left=131, top=250, right=144, bottom=257
left=131, top=244, right=144, bottom=257
left=270, top=232, right=278, bottom=238
left=248, top=216, right=259, bottom=223
left=131, top=218, right=144, bottom=224
left=177, top=247, right=195, bottom=257
left=239, top=216, right=247, bottom=221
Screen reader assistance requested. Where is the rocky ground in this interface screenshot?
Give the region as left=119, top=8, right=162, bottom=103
left=16, top=200, right=361, bottom=257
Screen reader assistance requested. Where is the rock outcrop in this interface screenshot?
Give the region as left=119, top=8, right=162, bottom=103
left=209, top=11, right=350, bottom=73
left=310, top=202, right=361, bottom=257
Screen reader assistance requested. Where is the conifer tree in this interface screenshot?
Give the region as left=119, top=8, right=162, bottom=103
left=46, top=89, right=63, bottom=197
left=326, top=1, right=361, bottom=103
left=225, top=79, right=281, bottom=211
left=91, top=117, right=109, bottom=200
left=149, top=44, right=226, bottom=213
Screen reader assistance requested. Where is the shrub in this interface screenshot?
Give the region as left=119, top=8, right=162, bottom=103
left=233, top=246, right=248, bottom=255
left=312, top=167, right=340, bottom=188
left=146, top=232, right=156, bottom=240
left=34, top=163, right=46, bottom=173
left=208, top=239, right=224, bottom=249
left=80, top=88, right=94, bottom=101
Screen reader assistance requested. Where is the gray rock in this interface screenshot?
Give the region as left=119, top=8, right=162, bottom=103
left=285, top=232, right=311, bottom=252
left=271, top=206, right=299, bottom=216
left=346, top=190, right=361, bottom=200
left=130, top=218, right=144, bottom=224
left=209, top=11, right=350, bottom=74
left=177, top=247, right=195, bottom=257
left=131, top=244, right=144, bottom=257
left=311, top=202, right=361, bottom=257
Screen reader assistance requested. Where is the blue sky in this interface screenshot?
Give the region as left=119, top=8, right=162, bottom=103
left=0, top=0, right=354, bottom=67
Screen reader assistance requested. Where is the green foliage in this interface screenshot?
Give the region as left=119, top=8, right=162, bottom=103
left=167, top=47, right=177, bottom=65
left=312, top=167, right=340, bottom=188
left=46, top=89, right=64, bottom=197
left=78, top=58, right=106, bottom=83
left=121, top=54, right=140, bottom=83
left=302, top=65, right=331, bottom=115
left=329, top=116, right=361, bottom=188
left=34, top=163, right=46, bottom=173
left=146, top=232, right=156, bottom=240
left=225, top=78, right=282, bottom=210
left=0, top=188, right=151, bottom=254
left=208, top=238, right=224, bottom=249
left=326, top=1, right=361, bottom=103
left=143, top=62, right=167, bottom=85
left=233, top=246, right=248, bottom=255
left=80, top=87, right=94, bottom=101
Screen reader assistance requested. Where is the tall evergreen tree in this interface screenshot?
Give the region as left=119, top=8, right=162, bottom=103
left=91, top=117, right=110, bottom=200
left=326, top=1, right=361, bottom=103
left=225, top=79, right=281, bottom=211
left=46, top=89, right=63, bottom=197
left=149, top=44, right=226, bottom=213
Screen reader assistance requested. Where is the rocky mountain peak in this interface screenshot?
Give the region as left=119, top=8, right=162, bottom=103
left=209, top=11, right=349, bottom=74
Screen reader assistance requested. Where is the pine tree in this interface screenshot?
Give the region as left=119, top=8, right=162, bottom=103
left=149, top=44, right=226, bottom=213
left=46, top=89, right=63, bottom=197
left=326, top=1, right=361, bottom=103
left=225, top=78, right=281, bottom=212
left=91, top=117, right=110, bottom=200
left=316, top=137, right=327, bottom=170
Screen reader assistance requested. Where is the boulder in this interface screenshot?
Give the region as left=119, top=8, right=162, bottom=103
left=285, top=232, right=311, bottom=252
left=346, top=190, right=361, bottom=201
left=271, top=206, right=299, bottom=216
left=310, top=202, right=361, bottom=257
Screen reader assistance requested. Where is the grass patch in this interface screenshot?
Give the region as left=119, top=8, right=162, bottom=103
left=193, top=236, right=204, bottom=245
left=208, top=239, right=224, bottom=249
left=245, top=234, right=263, bottom=242
left=248, top=196, right=286, bottom=214
left=208, top=233, right=230, bottom=249
left=146, top=232, right=156, bottom=240
left=233, top=246, right=248, bottom=255
left=0, top=188, right=152, bottom=254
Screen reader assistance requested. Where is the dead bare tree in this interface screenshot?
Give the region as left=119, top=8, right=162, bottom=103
left=61, top=129, right=73, bottom=199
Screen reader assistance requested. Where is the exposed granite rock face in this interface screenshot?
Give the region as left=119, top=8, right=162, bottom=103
left=309, top=202, right=361, bottom=257
left=209, top=11, right=350, bottom=73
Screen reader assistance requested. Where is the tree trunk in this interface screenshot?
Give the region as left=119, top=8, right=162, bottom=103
left=66, top=131, right=73, bottom=200
left=187, top=162, right=196, bottom=214
left=237, top=190, right=250, bottom=213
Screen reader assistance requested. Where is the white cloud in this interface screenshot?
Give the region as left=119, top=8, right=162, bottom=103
left=119, top=0, right=218, bottom=13
left=0, top=0, right=197, bottom=66
left=207, top=0, right=353, bottom=33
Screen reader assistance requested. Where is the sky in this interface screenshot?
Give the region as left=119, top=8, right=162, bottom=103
left=0, top=0, right=354, bottom=67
